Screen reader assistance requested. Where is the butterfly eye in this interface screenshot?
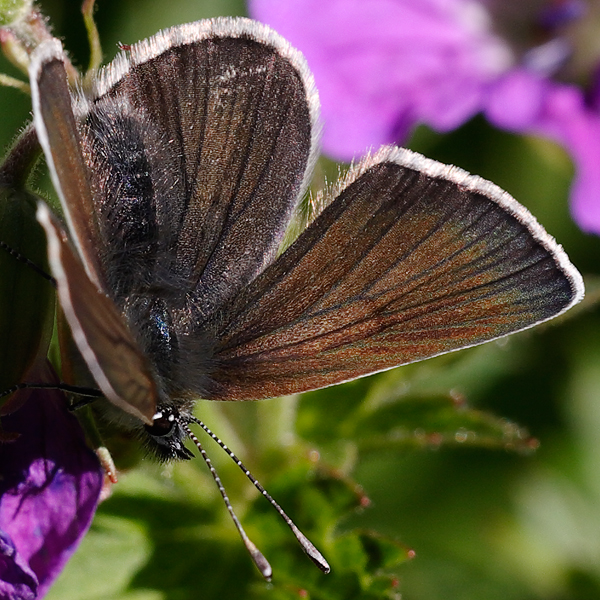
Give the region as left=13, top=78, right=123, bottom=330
left=145, top=409, right=176, bottom=437
left=144, top=407, right=194, bottom=460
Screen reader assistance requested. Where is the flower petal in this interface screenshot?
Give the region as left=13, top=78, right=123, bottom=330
left=485, top=69, right=548, bottom=130
left=486, top=70, right=600, bottom=235
left=250, top=0, right=512, bottom=160
left=0, top=365, right=103, bottom=599
left=0, top=531, right=37, bottom=600
left=538, top=86, right=600, bottom=234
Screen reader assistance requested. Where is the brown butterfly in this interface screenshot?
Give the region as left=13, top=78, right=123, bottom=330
left=29, top=17, right=583, bottom=578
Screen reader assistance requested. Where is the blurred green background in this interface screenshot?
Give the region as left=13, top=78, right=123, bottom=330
left=2, top=0, right=600, bottom=599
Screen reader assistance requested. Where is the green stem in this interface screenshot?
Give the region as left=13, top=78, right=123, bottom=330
left=0, top=72, right=30, bottom=93
left=82, top=0, right=102, bottom=83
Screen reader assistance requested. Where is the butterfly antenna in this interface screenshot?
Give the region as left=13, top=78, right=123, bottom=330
left=188, top=415, right=330, bottom=574
left=0, top=381, right=103, bottom=401
left=0, top=241, right=56, bottom=285
left=184, top=424, right=273, bottom=581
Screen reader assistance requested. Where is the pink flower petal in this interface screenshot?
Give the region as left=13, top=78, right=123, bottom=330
left=250, top=0, right=512, bottom=160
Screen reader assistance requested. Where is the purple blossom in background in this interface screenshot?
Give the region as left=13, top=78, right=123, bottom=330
left=0, top=363, right=103, bottom=600
left=249, top=0, right=600, bottom=235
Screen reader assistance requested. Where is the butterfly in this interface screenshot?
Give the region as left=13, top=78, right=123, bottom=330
left=28, top=16, right=583, bottom=577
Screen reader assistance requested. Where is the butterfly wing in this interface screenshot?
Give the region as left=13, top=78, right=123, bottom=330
left=201, top=146, right=584, bottom=400
left=30, top=39, right=106, bottom=291
left=76, top=18, right=319, bottom=314
left=36, top=203, right=157, bottom=424
left=30, top=42, right=158, bottom=423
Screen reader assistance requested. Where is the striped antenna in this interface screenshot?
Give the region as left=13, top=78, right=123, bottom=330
left=0, top=241, right=56, bottom=285
left=184, top=424, right=273, bottom=581
left=188, top=415, right=330, bottom=574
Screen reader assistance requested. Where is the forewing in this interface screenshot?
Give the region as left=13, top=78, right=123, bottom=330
left=37, top=203, right=157, bottom=424
left=29, top=40, right=106, bottom=290
left=78, top=18, right=319, bottom=313
left=203, top=146, right=584, bottom=400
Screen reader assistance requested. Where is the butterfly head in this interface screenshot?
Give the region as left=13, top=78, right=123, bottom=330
left=144, top=404, right=195, bottom=461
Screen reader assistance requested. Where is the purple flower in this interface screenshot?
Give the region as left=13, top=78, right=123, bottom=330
left=249, top=0, right=600, bottom=235
left=0, top=362, right=103, bottom=600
